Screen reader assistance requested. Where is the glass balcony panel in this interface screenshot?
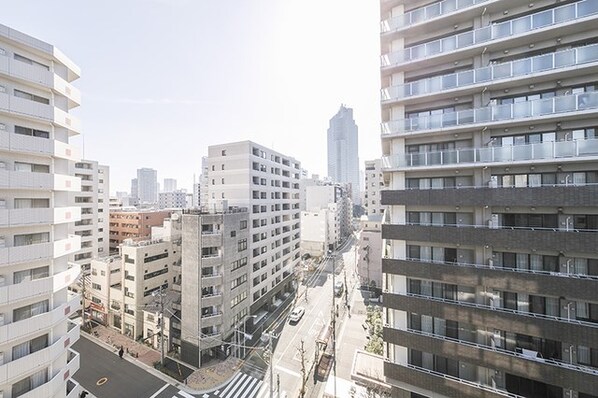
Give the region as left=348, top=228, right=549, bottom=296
left=458, top=31, right=474, bottom=47
left=411, top=80, right=425, bottom=96
left=459, top=148, right=475, bottom=163
left=441, top=36, right=457, bottom=52
left=512, top=58, right=531, bottom=75
left=493, top=104, right=512, bottom=120
left=426, top=76, right=441, bottom=93
left=511, top=16, right=531, bottom=34
left=578, top=139, right=598, bottom=155
left=411, top=153, right=426, bottom=166
left=554, top=95, right=577, bottom=113
left=458, top=0, right=474, bottom=7
left=474, top=26, right=491, bottom=42
left=458, top=70, right=474, bottom=85
left=512, top=145, right=533, bottom=161
left=429, top=114, right=443, bottom=130
left=428, top=152, right=442, bottom=165
left=474, top=107, right=492, bottom=123
left=402, top=85, right=412, bottom=98
left=411, top=8, right=425, bottom=24
left=492, top=63, right=511, bottom=79
left=427, top=3, right=441, bottom=18
left=513, top=101, right=532, bottom=118
left=443, top=150, right=458, bottom=165
left=532, top=53, right=554, bottom=72
left=578, top=92, right=598, bottom=109
left=492, top=21, right=511, bottom=38
left=443, top=74, right=457, bottom=89
left=427, top=40, right=441, bottom=56
left=555, top=141, right=577, bottom=158
left=475, top=66, right=492, bottom=82
left=555, top=4, right=577, bottom=22
left=443, top=0, right=457, bottom=13
left=577, top=45, right=598, bottom=63
left=458, top=109, right=474, bottom=124
left=411, top=45, right=425, bottom=60
left=578, top=0, right=598, bottom=17
left=532, top=10, right=553, bottom=29
left=533, top=142, right=553, bottom=159
left=534, top=98, right=555, bottom=115
left=442, top=112, right=458, bottom=127
left=554, top=49, right=575, bottom=67
left=493, top=146, right=512, bottom=162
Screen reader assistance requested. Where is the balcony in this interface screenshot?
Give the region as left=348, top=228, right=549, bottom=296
left=0, top=242, right=52, bottom=265
left=201, top=312, right=223, bottom=327
left=201, top=293, right=223, bottom=307
left=383, top=258, right=598, bottom=303
left=0, top=170, right=81, bottom=192
left=0, top=294, right=80, bottom=344
left=381, top=0, right=598, bottom=70
left=382, top=223, right=597, bottom=253
left=200, top=333, right=221, bottom=349
left=18, top=348, right=80, bottom=398
left=0, top=263, right=81, bottom=305
left=384, top=327, right=598, bottom=395
left=0, top=206, right=80, bottom=228
left=382, top=92, right=598, bottom=138
left=0, top=92, right=81, bottom=135
left=54, top=234, right=82, bottom=258
left=381, top=0, right=491, bottom=34
left=382, top=44, right=598, bottom=104
left=0, top=320, right=79, bottom=385
left=383, top=139, right=598, bottom=171
left=381, top=185, right=598, bottom=208
left=384, top=292, right=598, bottom=348
left=0, top=53, right=81, bottom=107
left=201, top=273, right=222, bottom=286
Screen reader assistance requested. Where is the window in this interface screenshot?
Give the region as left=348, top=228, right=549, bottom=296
left=14, top=125, right=49, bottom=138
left=13, top=266, right=49, bottom=283
left=230, top=230, right=236, bottom=237
left=92, top=283, right=102, bottom=290
left=13, top=300, right=49, bottom=321
left=240, top=220, right=247, bottom=230
left=12, top=368, right=48, bottom=397
left=12, top=334, right=48, bottom=360
left=14, top=232, right=50, bottom=246
left=14, top=89, right=49, bottom=105
left=238, top=238, right=247, bottom=252
left=14, top=162, right=50, bottom=173
left=14, top=198, right=49, bottom=209
left=14, top=53, right=49, bottom=70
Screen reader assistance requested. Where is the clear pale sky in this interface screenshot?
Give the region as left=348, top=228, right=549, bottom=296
left=3, top=0, right=382, bottom=194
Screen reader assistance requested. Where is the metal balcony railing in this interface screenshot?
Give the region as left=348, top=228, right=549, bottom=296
left=382, top=0, right=598, bottom=67
left=382, top=91, right=598, bottom=136
left=383, top=44, right=598, bottom=101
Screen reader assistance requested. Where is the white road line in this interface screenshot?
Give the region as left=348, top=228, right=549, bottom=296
left=178, top=391, right=195, bottom=398
left=231, top=374, right=253, bottom=398
left=223, top=373, right=247, bottom=397
left=274, top=365, right=301, bottom=378
left=255, top=383, right=269, bottom=398
left=241, top=378, right=257, bottom=398
left=149, top=383, right=170, bottom=398
left=246, top=380, right=263, bottom=398
left=219, top=373, right=242, bottom=397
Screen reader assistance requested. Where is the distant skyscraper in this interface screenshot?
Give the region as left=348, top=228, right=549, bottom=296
left=163, top=178, right=177, bottom=192
left=327, top=105, right=360, bottom=205
left=136, top=168, right=158, bottom=204
left=130, top=178, right=138, bottom=199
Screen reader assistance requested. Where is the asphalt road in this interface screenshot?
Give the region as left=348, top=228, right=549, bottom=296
left=73, top=336, right=189, bottom=398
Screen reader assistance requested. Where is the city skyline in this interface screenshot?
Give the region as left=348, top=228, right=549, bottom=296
left=1, top=0, right=382, bottom=194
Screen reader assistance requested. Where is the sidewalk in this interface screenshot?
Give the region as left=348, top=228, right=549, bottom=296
left=85, top=323, right=242, bottom=393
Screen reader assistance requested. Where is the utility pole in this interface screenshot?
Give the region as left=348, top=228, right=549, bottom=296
left=344, top=270, right=349, bottom=308
left=153, top=286, right=165, bottom=366
left=81, top=271, right=87, bottom=331
left=269, top=333, right=274, bottom=398
left=329, top=251, right=337, bottom=398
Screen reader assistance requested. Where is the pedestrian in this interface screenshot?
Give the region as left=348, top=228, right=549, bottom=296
left=80, top=392, right=89, bottom=398
left=118, top=346, right=124, bottom=359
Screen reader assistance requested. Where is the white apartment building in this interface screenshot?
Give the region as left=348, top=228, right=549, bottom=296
left=305, top=183, right=352, bottom=243
left=71, top=160, right=109, bottom=272
left=87, top=215, right=181, bottom=340
left=158, top=190, right=188, bottom=209
left=362, top=159, right=385, bottom=216
left=163, top=178, right=177, bottom=193
left=300, top=207, right=333, bottom=258
left=0, top=24, right=83, bottom=397
left=206, top=141, right=301, bottom=314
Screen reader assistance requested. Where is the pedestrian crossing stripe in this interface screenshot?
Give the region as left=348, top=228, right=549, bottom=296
left=177, top=391, right=194, bottom=398
left=212, top=372, right=267, bottom=398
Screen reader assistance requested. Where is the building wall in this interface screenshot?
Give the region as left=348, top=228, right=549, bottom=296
left=363, top=159, right=385, bottom=216
left=357, top=218, right=383, bottom=291
left=109, top=210, right=171, bottom=252
left=0, top=23, right=82, bottom=397
left=300, top=209, right=329, bottom=257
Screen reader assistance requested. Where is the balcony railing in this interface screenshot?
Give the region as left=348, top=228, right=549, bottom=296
left=381, top=0, right=490, bottom=33
left=394, top=292, right=598, bottom=328
left=390, top=326, right=598, bottom=376
left=383, top=44, right=598, bottom=101
left=18, top=348, right=80, bottom=398
left=383, top=138, right=598, bottom=170
left=201, top=311, right=222, bottom=319
left=394, top=257, right=598, bottom=281
left=381, top=0, right=598, bottom=68
left=382, top=91, right=598, bottom=137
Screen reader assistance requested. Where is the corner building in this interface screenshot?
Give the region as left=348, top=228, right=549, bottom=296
left=380, top=1, right=598, bottom=397
left=0, top=24, right=82, bottom=397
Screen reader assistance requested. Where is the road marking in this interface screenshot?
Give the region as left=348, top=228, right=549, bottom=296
left=231, top=375, right=253, bottom=398
left=178, top=391, right=195, bottom=398
left=148, top=383, right=169, bottom=398
left=223, top=373, right=247, bottom=397
left=247, top=380, right=263, bottom=397
left=219, top=373, right=242, bottom=397
left=274, top=365, right=301, bottom=378
left=96, top=377, right=108, bottom=386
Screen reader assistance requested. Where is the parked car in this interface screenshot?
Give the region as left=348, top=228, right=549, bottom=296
left=289, top=307, right=305, bottom=323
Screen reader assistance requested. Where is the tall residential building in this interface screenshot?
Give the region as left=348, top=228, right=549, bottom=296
left=163, top=178, right=177, bottom=193
left=380, top=1, right=598, bottom=397
left=206, top=141, right=301, bottom=314
left=158, top=190, right=188, bottom=209
left=327, top=104, right=360, bottom=205
left=199, top=156, right=209, bottom=208
left=0, top=24, right=82, bottom=397
left=71, top=160, right=110, bottom=272
left=136, top=167, right=158, bottom=204
left=130, top=178, right=138, bottom=200
left=181, top=209, right=250, bottom=367
left=108, top=209, right=171, bottom=252
left=363, top=159, right=385, bottom=216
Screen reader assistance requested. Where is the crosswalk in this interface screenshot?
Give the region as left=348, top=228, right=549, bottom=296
left=165, top=372, right=271, bottom=398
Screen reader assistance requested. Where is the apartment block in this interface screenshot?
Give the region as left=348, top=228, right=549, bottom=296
left=158, top=190, right=188, bottom=209
left=134, top=168, right=158, bottom=205
left=356, top=215, right=383, bottom=292
left=363, top=159, right=386, bottom=216
left=0, top=23, right=82, bottom=397
left=205, top=141, right=301, bottom=314
left=180, top=209, right=250, bottom=367
left=71, top=160, right=109, bottom=272
left=380, top=1, right=598, bottom=397
left=109, top=209, right=171, bottom=252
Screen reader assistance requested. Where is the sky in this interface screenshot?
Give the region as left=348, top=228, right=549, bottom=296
left=3, top=0, right=382, bottom=194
